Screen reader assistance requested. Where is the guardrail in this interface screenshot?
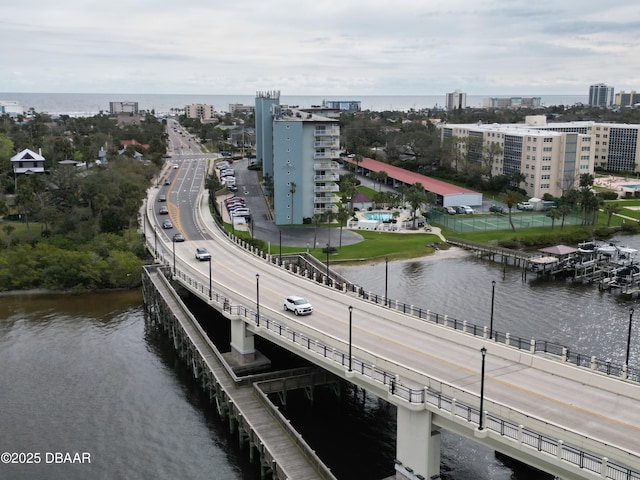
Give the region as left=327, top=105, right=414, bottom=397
left=144, top=195, right=640, bottom=479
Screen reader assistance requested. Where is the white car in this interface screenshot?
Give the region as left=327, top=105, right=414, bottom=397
left=283, top=296, right=313, bottom=316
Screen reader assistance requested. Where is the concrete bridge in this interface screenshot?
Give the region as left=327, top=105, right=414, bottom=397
left=142, top=169, right=640, bottom=480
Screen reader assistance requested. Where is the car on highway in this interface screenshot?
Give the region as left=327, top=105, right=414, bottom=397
left=159, top=206, right=169, bottom=214
left=172, top=233, right=185, bottom=242
left=283, top=296, right=313, bottom=316
left=162, top=219, right=173, bottom=229
left=195, top=247, right=211, bottom=261
left=164, top=179, right=171, bottom=185
left=173, top=164, right=179, bottom=169
left=158, top=194, right=166, bottom=202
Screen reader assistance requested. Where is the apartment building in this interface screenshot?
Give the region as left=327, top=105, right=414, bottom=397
left=588, top=83, right=614, bottom=107
left=184, top=104, right=215, bottom=120
left=441, top=117, right=595, bottom=198
left=446, top=90, right=467, bottom=110
left=482, top=97, right=541, bottom=109
left=255, top=91, right=340, bottom=225
left=614, top=91, right=640, bottom=108
left=109, top=101, right=138, bottom=114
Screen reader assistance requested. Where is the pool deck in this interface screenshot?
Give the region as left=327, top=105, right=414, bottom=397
left=595, top=175, right=640, bottom=196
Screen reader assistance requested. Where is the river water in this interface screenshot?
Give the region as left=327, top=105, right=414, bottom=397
left=1, top=235, right=639, bottom=480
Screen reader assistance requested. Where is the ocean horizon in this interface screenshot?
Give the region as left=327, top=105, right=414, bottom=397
left=0, top=92, right=588, bottom=116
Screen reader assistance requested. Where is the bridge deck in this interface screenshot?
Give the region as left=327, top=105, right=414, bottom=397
left=148, top=269, right=325, bottom=480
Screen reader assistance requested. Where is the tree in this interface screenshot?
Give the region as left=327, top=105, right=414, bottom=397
left=335, top=205, right=351, bottom=248
left=545, top=208, right=562, bottom=229
left=312, top=213, right=323, bottom=248
left=405, top=183, right=428, bottom=229
left=557, top=204, right=572, bottom=230
left=338, top=173, right=358, bottom=209
left=482, top=142, right=503, bottom=178
left=504, top=190, right=520, bottom=232
left=604, top=203, right=620, bottom=227
left=289, top=182, right=296, bottom=224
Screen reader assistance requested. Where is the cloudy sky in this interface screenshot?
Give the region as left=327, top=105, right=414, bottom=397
left=2, top=0, right=639, bottom=96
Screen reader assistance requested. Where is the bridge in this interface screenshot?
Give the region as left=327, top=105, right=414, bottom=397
left=142, top=152, right=640, bottom=480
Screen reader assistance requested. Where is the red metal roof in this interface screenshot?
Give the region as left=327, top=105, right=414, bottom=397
left=346, top=157, right=479, bottom=197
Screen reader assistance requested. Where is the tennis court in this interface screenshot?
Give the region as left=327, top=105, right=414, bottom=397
left=432, top=210, right=583, bottom=233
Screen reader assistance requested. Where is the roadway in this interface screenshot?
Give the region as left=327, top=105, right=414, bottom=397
left=150, top=122, right=640, bottom=475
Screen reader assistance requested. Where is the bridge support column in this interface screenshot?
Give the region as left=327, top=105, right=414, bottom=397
left=395, top=407, right=440, bottom=480
left=230, top=318, right=255, bottom=363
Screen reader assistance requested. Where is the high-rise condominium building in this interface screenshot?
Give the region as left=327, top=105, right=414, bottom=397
left=184, top=104, right=215, bottom=120
left=255, top=91, right=340, bottom=225
left=446, top=90, right=467, bottom=110
left=588, top=83, right=614, bottom=107
left=109, top=101, right=139, bottom=114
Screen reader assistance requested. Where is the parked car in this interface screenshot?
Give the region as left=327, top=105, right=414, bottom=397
left=283, top=296, right=313, bottom=316
left=444, top=206, right=457, bottom=214
left=459, top=205, right=474, bottom=214
left=517, top=202, right=534, bottom=210
left=489, top=204, right=504, bottom=213
left=230, top=208, right=251, bottom=217
left=162, top=219, right=173, bottom=229
left=159, top=206, right=169, bottom=214
left=172, top=233, right=185, bottom=242
left=195, top=247, right=211, bottom=261
left=158, top=194, right=166, bottom=202
left=227, top=185, right=238, bottom=192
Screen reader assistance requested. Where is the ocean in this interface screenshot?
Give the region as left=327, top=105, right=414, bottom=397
left=0, top=92, right=587, bottom=116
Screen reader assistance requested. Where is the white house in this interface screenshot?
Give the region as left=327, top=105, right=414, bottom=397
left=11, top=148, right=46, bottom=175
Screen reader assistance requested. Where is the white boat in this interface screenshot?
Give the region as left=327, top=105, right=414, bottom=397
left=597, top=240, right=620, bottom=256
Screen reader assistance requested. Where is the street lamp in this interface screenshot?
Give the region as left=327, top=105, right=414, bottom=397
left=348, top=306, right=353, bottom=372
left=626, top=308, right=635, bottom=367
left=154, top=226, right=158, bottom=259
left=489, top=280, right=496, bottom=340
left=279, top=230, right=282, bottom=266
left=325, top=243, right=330, bottom=285
left=172, top=237, right=176, bottom=276
left=479, top=347, right=487, bottom=430
left=385, top=257, right=389, bottom=306
left=208, top=257, right=212, bottom=300
left=255, top=273, right=260, bottom=327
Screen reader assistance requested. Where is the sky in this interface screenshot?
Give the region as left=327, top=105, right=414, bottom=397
left=2, top=0, right=639, bottom=96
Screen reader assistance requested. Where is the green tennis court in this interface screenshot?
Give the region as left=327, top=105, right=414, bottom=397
left=431, top=211, right=583, bottom=233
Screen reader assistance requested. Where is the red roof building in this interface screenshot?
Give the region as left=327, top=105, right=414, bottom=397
left=345, top=157, right=483, bottom=207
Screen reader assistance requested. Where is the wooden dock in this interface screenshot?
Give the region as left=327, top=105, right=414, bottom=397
left=142, top=265, right=336, bottom=480
left=447, top=238, right=533, bottom=267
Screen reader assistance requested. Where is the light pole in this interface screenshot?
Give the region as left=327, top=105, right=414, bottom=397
left=325, top=243, right=330, bottom=285
left=208, top=257, right=212, bottom=300
left=626, top=308, right=635, bottom=367
left=154, top=226, right=158, bottom=259
left=279, top=230, right=282, bottom=266
left=489, top=280, right=496, bottom=339
left=348, top=306, right=353, bottom=372
left=255, top=273, right=260, bottom=327
left=385, top=257, right=389, bottom=306
left=479, top=347, right=487, bottom=430
left=172, top=237, right=176, bottom=276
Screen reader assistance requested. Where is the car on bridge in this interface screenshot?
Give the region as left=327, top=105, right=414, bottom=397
left=162, top=219, right=173, bottom=229
left=195, top=247, right=211, bottom=261
left=159, top=206, right=169, bottom=214
left=283, top=296, right=313, bottom=316
left=172, top=233, right=185, bottom=242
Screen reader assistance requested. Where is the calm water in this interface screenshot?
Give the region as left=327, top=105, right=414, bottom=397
left=0, top=92, right=587, bottom=115
left=1, top=233, right=638, bottom=479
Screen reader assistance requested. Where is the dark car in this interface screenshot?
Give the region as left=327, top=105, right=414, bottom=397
left=162, top=219, right=173, bottom=229
left=164, top=179, right=171, bottom=185
left=489, top=204, right=504, bottom=213
left=158, top=194, right=166, bottom=202
left=172, top=233, right=185, bottom=242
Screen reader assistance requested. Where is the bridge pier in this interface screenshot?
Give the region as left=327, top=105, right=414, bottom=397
left=227, top=317, right=271, bottom=373
left=395, top=408, right=440, bottom=480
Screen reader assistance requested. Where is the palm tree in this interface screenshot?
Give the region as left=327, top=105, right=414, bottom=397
left=406, top=183, right=428, bottom=229
left=289, top=182, right=296, bottom=224
left=546, top=208, right=562, bottom=229
left=557, top=204, right=572, bottom=230
left=336, top=206, right=351, bottom=248
left=604, top=203, right=620, bottom=226
left=504, top=190, right=520, bottom=232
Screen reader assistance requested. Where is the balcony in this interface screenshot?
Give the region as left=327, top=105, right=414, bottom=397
left=314, top=161, right=339, bottom=171
left=314, top=184, right=340, bottom=193
left=314, top=195, right=339, bottom=204
left=314, top=139, right=339, bottom=148
left=314, top=127, right=340, bottom=137
left=314, top=150, right=340, bottom=160
left=314, top=205, right=338, bottom=215
left=313, top=173, right=339, bottom=182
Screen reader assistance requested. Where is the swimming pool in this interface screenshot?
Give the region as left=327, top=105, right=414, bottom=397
left=623, top=184, right=640, bottom=189
left=363, top=211, right=395, bottom=222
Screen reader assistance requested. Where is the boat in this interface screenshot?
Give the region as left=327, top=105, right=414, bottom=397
left=597, top=240, right=620, bottom=256
left=577, top=241, right=598, bottom=254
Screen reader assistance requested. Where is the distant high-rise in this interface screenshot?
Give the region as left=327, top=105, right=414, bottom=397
left=588, top=83, right=614, bottom=107
left=109, top=101, right=138, bottom=114
left=446, top=90, right=467, bottom=110
left=615, top=91, right=640, bottom=107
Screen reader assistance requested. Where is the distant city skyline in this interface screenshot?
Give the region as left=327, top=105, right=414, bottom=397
left=2, top=1, right=639, bottom=96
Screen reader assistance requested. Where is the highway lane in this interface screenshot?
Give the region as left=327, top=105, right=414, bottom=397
left=157, top=124, right=640, bottom=470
